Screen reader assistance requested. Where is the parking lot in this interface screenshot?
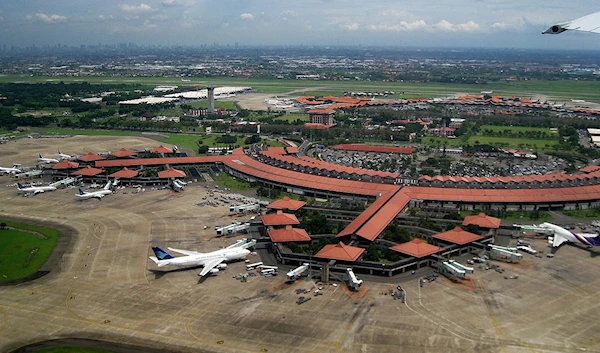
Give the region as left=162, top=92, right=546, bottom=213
left=0, top=136, right=599, bottom=353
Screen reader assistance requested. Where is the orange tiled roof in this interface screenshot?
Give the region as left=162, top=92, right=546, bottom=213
left=150, top=145, right=173, bottom=154
left=267, top=225, right=311, bottom=242
left=108, top=167, right=139, bottom=179
left=261, top=210, right=300, bottom=226
left=72, top=165, right=104, bottom=176
left=315, top=242, right=364, bottom=262
left=433, top=226, right=483, bottom=245
left=462, top=213, right=501, bottom=229
left=390, top=238, right=442, bottom=258
left=158, top=167, right=186, bottom=179
left=111, top=148, right=137, bottom=158
left=580, top=165, right=600, bottom=173
left=52, top=160, right=80, bottom=169
left=307, top=107, right=335, bottom=114
left=78, top=152, right=106, bottom=162
left=267, top=196, right=306, bottom=211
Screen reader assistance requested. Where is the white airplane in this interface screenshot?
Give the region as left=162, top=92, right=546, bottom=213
left=57, top=150, right=76, bottom=161
left=181, top=78, right=191, bottom=82
left=0, top=164, right=22, bottom=174
left=170, top=179, right=186, bottom=192
left=543, top=11, right=600, bottom=34
left=38, top=154, right=59, bottom=164
left=76, top=181, right=113, bottom=200
left=17, top=182, right=56, bottom=195
left=149, top=246, right=250, bottom=276
left=539, top=222, right=600, bottom=247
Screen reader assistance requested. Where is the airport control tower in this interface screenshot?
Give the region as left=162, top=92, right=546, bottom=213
left=207, top=86, right=215, bottom=114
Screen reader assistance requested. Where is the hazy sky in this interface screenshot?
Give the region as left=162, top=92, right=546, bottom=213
left=0, top=1, right=598, bottom=49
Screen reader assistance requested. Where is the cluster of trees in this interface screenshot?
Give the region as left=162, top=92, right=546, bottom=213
left=0, top=107, right=56, bottom=130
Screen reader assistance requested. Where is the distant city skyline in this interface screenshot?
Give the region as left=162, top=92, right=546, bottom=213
left=0, top=1, right=598, bottom=49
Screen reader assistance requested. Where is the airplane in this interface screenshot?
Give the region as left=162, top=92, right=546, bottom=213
left=543, top=11, right=600, bottom=35
left=170, top=178, right=186, bottom=192
left=0, top=164, right=22, bottom=174
left=57, top=150, right=76, bottom=161
left=539, top=222, right=600, bottom=247
left=76, top=181, right=113, bottom=200
left=181, top=78, right=191, bottom=82
left=17, top=183, right=56, bottom=195
left=38, top=154, right=59, bottom=164
left=149, top=246, right=250, bottom=277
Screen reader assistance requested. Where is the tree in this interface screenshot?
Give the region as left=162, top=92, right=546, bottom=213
left=0, top=222, right=6, bottom=230
left=198, top=145, right=209, bottom=154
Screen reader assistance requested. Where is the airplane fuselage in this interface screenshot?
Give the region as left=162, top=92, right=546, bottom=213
left=154, top=248, right=249, bottom=268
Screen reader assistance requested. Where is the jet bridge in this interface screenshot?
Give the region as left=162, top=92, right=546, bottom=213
left=439, top=261, right=466, bottom=279
left=447, top=260, right=473, bottom=274
left=487, top=245, right=523, bottom=262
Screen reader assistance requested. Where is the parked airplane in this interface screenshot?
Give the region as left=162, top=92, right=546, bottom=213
left=0, top=164, right=22, bottom=174
left=17, top=183, right=56, bottom=195
left=543, top=11, right=600, bottom=34
left=539, top=222, right=600, bottom=247
left=38, top=154, right=59, bottom=164
left=76, top=181, right=113, bottom=200
left=58, top=150, right=76, bottom=161
left=149, top=246, right=250, bottom=276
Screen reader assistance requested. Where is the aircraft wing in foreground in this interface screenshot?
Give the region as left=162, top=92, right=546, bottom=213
left=539, top=222, right=600, bottom=247
left=543, top=11, right=600, bottom=34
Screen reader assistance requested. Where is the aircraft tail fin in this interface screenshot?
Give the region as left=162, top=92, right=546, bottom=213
left=152, top=246, right=174, bottom=260
left=17, top=183, right=23, bottom=189
left=103, top=181, right=112, bottom=190
left=78, top=188, right=86, bottom=195
left=38, top=153, right=43, bottom=158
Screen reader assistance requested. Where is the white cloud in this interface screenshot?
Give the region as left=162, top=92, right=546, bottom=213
left=240, top=13, right=254, bottom=21
left=30, top=13, right=68, bottom=24
left=366, top=20, right=428, bottom=32
left=281, top=10, right=297, bottom=18
left=434, top=20, right=480, bottom=32
left=492, top=22, right=507, bottom=30
left=161, top=0, right=182, bottom=7
left=304, top=22, right=312, bottom=31
left=342, top=23, right=359, bottom=31
left=120, top=3, right=157, bottom=14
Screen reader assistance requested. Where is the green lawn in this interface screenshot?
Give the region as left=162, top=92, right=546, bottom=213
left=561, top=209, right=600, bottom=220
left=274, top=114, right=309, bottom=123
left=33, top=128, right=143, bottom=137
left=480, top=125, right=558, bottom=134
left=0, top=221, right=59, bottom=283
left=212, top=172, right=254, bottom=191
left=2, top=76, right=600, bottom=102
left=467, top=136, right=557, bottom=149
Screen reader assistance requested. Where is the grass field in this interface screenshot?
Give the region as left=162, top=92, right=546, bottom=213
left=33, top=128, right=143, bottom=137
left=274, top=113, right=309, bottom=123
left=480, top=125, right=558, bottom=134
left=467, top=136, right=557, bottom=149
left=0, top=220, right=59, bottom=283
left=561, top=208, right=600, bottom=220
left=212, top=172, right=255, bottom=191
left=2, top=76, right=600, bottom=102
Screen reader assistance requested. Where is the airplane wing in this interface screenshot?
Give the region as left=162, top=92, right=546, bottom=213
left=199, top=258, right=225, bottom=277
left=552, top=234, right=569, bottom=247
left=167, top=247, right=201, bottom=256
left=543, top=11, right=600, bottom=34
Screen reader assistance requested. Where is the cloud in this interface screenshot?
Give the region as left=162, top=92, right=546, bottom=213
left=120, top=3, right=157, bottom=14
left=366, top=20, right=428, bottom=32
left=239, top=13, right=254, bottom=21
left=30, top=13, right=68, bottom=23
left=342, top=23, right=359, bottom=31
left=366, top=19, right=480, bottom=33
left=281, top=10, right=297, bottom=18
left=161, top=0, right=182, bottom=7
left=492, top=22, right=507, bottom=30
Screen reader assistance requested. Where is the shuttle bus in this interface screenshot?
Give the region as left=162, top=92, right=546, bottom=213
left=246, top=262, right=263, bottom=271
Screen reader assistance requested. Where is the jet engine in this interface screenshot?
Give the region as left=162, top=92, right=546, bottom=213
left=217, top=263, right=227, bottom=270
